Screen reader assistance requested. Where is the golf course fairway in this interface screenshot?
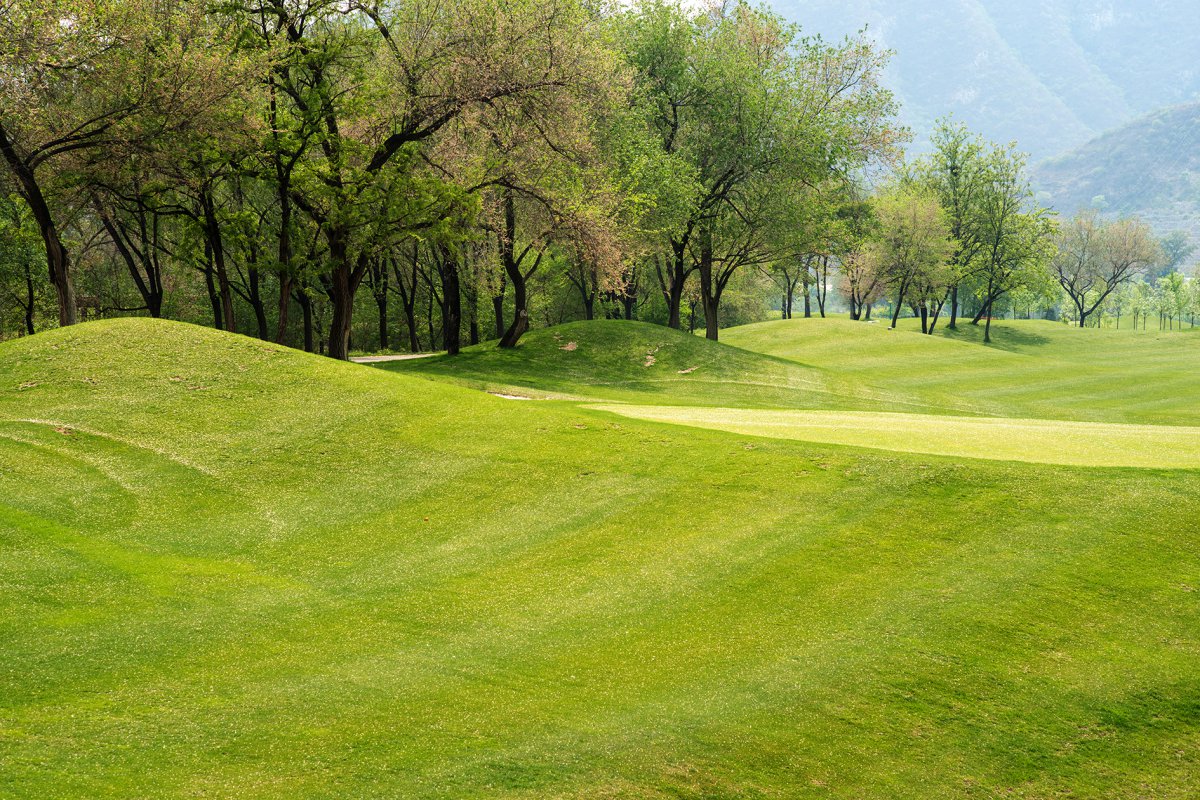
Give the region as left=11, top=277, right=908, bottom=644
left=589, top=406, right=1200, bottom=468
left=2, top=317, right=1199, bottom=798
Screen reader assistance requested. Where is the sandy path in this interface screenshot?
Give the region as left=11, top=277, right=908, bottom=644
left=350, top=353, right=440, bottom=363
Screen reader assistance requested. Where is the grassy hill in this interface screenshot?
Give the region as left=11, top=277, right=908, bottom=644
left=378, top=319, right=920, bottom=412
left=1032, top=101, right=1200, bottom=241
left=2, top=318, right=1200, bottom=797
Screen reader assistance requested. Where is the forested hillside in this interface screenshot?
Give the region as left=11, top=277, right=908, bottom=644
left=783, top=0, right=1200, bottom=159
left=1033, top=102, right=1200, bottom=240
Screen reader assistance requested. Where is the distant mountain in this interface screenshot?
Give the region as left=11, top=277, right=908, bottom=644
left=1032, top=102, right=1200, bottom=241
left=776, top=0, right=1200, bottom=160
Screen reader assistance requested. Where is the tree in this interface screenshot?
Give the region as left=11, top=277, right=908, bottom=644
left=966, top=145, right=1057, bottom=343
left=622, top=0, right=899, bottom=338
left=864, top=187, right=954, bottom=331
left=1052, top=211, right=1159, bottom=328
left=237, top=0, right=621, bottom=359
left=0, top=193, right=49, bottom=335
left=0, top=0, right=241, bottom=327
left=1157, top=230, right=1194, bottom=277
left=917, top=120, right=989, bottom=330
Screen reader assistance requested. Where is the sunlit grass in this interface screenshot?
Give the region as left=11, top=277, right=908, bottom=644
left=1, top=317, right=1198, bottom=798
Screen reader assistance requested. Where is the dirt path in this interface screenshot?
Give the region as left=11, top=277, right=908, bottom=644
left=350, top=353, right=440, bottom=364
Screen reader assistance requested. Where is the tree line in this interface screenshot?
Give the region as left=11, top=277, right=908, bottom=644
left=0, top=0, right=901, bottom=356
left=0, top=0, right=1189, bottom=355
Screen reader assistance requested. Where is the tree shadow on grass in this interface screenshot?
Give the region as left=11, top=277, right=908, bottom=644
left=937, top=322, right=1052, bottom=353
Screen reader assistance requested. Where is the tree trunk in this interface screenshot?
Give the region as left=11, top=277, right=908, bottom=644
left=203, top=240, right=223, bottom=330
left=698, top=226, right=719, bottom=341
left=248, top=267, right=269, bottom=340
left=497, top=270, right=529, bottom=348
left=803, top=286, right=812, bottom=318
left=439, top=246, right=462, bottom=356
left=947, top=285, right=959, bottom=330
left=0, top=122, right=77, bottom=327
left=276, top=276, right=292, bottom=345
left=890, top=282, right=908, bottom=329
left=376, top=290, right=389, bottom=351
left=816, top=257, right=829, bottom=317
left=324, top=233, right=368, bottom=360
left=498, top=190, right=533, bottom=348
left=392, top=252, right=421, bottom=352
left=490, top=242, right=507, bottom=339
left=664, top=239, right=689, bottom=329
left=96, top=208, right=164, bottom=319
left=298, top=289, right=314, bottom=353
left=501, top=272, right=530, bottom=347
left=23, top=262, right=35, bottom=335
left=200, top=188, right=236, bottom=333
left=928, top=295, right=945, bottom=334
left=492, top=293, right=506, bottom=339
left=326, top=259, right=355, bottom=360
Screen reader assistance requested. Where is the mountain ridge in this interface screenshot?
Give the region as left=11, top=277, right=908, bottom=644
left=780, top=0, right=1200, bottom=160
left=1032, top=101, right=1200, bottom=242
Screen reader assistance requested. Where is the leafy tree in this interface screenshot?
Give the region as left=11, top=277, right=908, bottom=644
left=1052, top=211, right=1159, bottom=328
left=966, top=145, right=1057, bottom=343
left=622, top=0, right=899, bottom=339
left=0, top=0, right=242, bottom=327
left=1157, top=230, right=1194, bottom=277
left=0, top=193, right=50, bottom=335
left=864, top=187, right=954, bottom=331
left=916, top=120, right=989, bottom=329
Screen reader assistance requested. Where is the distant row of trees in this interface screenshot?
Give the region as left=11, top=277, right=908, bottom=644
left=801, top=121, right=1171, bottom=343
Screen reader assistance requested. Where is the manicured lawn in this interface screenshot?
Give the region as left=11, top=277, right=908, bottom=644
left=380, top=319, right=914, bottom=412
left=1, top=318, right=1198, bottom=798
left=590, top=405, right=1200, bottom=468
left=723, top=316, right=1200, bottom=424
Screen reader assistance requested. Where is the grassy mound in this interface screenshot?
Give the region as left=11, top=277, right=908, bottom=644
left=381, top=319, right=924, bottom=411
left=2, top=319, right=1200, bottom=798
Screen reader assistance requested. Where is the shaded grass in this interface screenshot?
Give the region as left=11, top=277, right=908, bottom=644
left=0, top=318, right=1198, bottom=798
left=381, top=319, right=935, bottom=413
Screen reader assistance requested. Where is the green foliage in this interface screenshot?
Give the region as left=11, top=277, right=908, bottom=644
left=0, top=194, right=50, bottom=335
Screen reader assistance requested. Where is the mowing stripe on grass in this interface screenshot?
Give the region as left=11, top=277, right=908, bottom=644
left=590, top=405, right=1200, bottom=468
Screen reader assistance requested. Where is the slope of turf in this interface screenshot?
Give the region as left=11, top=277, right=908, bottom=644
left=381, top=319, right=928, bottom=412
left=3, top=319, right=1200, bottom=798
left=723, top=316, right=1200, bottom=425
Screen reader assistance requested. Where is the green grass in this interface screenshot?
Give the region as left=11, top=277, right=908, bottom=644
left=380, top=320, right=923, bottom=412
left=2, top=317, right=1199, bottom=798
left=590, top=405, right=1200, bottom=468
left=723, top=316, right=1200, bottom=424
